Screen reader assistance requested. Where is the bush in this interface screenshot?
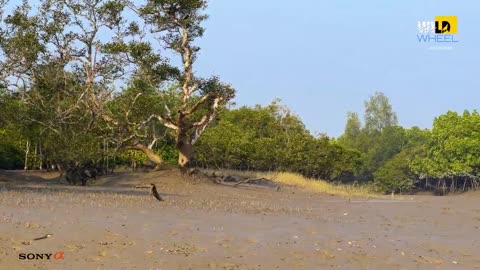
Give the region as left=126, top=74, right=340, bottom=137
left=373, top=151, right=414, bottom=194
left=0, top=143, right=23, bottom=169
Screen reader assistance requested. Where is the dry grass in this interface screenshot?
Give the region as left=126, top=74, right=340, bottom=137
left=202, top=169, right=378, bottom=198
left=263, top=172, right=377, bottom=198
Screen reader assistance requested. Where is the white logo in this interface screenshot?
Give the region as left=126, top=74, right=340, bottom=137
left=417, top=21, right=435, bottom=34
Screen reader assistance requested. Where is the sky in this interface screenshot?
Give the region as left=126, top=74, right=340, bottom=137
left=3, top=1, right=478, bottom=138
left=193, top=0, right=480, bottom=137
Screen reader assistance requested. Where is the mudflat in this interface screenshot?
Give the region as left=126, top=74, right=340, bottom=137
left=0, top=170, right=479, bottom=270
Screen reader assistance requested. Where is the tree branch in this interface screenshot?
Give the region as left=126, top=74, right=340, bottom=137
left=191, top=96, right=222, bottom=145
left=142, top=114, right=179, bottom=131
left=186, top=93, right=212, bottom=115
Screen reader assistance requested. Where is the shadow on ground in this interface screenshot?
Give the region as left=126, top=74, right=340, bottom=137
left=0, top=169, right=182, bottom=198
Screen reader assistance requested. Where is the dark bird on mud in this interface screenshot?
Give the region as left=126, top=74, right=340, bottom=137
left=150, top=183, right=164, bottom=201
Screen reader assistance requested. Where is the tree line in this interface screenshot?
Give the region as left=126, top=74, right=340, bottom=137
left=336, top=92, right=479, bottom=194
left=193, top=92, right=479, bottom=194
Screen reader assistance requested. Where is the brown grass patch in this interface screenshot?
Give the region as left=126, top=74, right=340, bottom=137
left=202, top=169, right=378, bottom=198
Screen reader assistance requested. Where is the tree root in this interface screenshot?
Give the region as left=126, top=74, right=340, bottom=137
left=185, top=168, right=223, bottom=184
left=187, top=169, right=281, bottom=191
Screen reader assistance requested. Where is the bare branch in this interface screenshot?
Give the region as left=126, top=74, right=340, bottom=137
left=191, top=96, right=222, bottom=145
left=141, top=114, right=179, bottom=131
left=186, top=93, right=212, bottom=115
left=125, top=92, right=142, bottom=121
left=148, top=136, right=158, bottom=150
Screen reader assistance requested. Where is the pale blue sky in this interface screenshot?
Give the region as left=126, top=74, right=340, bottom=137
left=194, top=0, right=480, bottom=137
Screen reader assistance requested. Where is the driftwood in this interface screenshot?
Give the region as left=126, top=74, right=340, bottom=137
left=22, top=234, right=53, bottom=245
left=187, top=169, right=281, bottom=191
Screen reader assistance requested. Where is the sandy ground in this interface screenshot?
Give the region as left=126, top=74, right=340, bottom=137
left=0, top=169, right=479, bottom=270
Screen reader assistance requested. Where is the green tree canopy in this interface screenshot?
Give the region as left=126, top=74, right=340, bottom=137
left=364, top=91, right=398, bottom=133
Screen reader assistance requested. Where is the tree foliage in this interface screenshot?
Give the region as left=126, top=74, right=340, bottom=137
left=0, top=0, right=234, bottom=170
left=412, top=110, right=480, bottom=179
left=364, top=91, right=398, bottom=133
left=338, top=92, right=433, bottom=193
left=194, top=101, right=361, bottom=181
left=373, top=149, right=415, bottom=194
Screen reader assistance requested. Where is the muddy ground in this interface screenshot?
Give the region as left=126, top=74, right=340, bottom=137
left=0, top=169, right=479, bottom=270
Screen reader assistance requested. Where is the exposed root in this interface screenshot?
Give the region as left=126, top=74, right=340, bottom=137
left=190, top=169, right=281, bottom=191
left=185, top=168, right=222, bottom=184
